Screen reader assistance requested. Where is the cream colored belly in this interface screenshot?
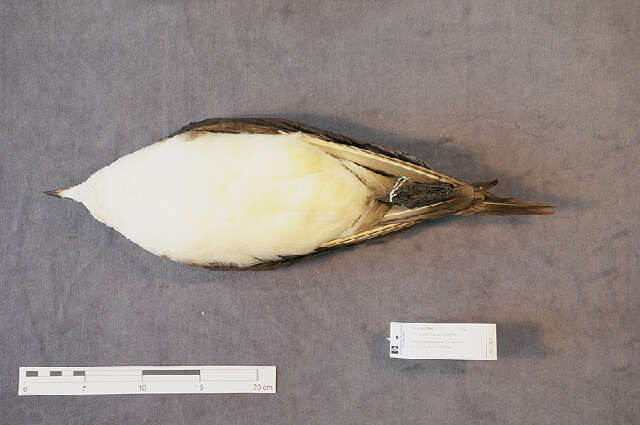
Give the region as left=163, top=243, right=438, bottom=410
left=61, top=131, right=371, bottom=267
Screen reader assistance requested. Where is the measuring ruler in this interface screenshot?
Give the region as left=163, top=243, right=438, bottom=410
left=19, top=366, right=276, bottom=395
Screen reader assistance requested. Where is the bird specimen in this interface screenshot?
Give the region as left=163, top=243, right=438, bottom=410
left=46, top=118, right=553, bottom=270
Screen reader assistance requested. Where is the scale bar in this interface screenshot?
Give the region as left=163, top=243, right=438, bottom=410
left=142, top=370, right=200, bottom=376
left=19, top=366, right=276, bottom=395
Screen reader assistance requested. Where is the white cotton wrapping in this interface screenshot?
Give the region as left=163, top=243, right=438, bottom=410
left=61, top=131, right=371, bottom=267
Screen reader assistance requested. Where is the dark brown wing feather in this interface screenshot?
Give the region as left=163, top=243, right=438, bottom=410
left=171, top=117, right=431, bottom=169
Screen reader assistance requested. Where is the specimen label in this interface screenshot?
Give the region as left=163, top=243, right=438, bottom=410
left=389, top=323, right=497, bottom=360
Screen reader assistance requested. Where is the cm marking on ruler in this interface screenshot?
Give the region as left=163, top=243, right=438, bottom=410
left=19, top=366, right=276, bottom=395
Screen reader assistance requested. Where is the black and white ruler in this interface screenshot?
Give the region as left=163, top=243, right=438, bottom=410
left=18, top=366, right=276, bottom=395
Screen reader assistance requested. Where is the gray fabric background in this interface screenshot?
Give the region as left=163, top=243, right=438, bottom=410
left=1, top=1, right=639, bottom=424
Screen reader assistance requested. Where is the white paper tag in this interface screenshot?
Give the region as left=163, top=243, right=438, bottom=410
left=389, top=323, right=497, bottom=360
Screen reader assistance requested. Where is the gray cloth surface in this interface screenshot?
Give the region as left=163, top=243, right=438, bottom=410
left=1, top=1, right=639, bottom=424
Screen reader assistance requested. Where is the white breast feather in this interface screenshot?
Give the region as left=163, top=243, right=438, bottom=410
left=61, top=132, right=371, bottom=267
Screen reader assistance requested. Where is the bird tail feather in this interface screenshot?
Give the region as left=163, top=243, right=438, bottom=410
left=457, top=179, right=555, bottom=216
